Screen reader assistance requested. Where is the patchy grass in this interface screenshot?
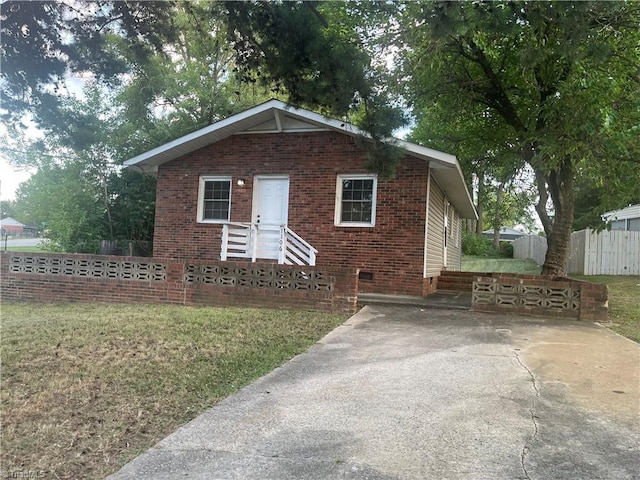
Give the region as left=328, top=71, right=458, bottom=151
left=2, top=246, right=47, bottom=253
left=0, top=303, right=346, bottom=479
left=571, top=276, right=640, bottom=343
left=462, top=255, right=541, bottom=274
left=461, top=258, right=638, bottom=342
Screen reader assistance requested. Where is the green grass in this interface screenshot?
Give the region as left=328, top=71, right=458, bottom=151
left=462, top=255, right=541, bottom=274
left=0, top=303, right=346, bottom=479
left=1, top=246, right=47, bottom=253
left=570, top=276, right=640, bottom=343
left=461, top=257, right=638, bottom=343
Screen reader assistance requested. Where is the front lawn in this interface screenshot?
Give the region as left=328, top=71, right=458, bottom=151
left=571, top=275, right=640, bottom=343
left=0, top=303, right=346, bottom=479
left=462, top=255, right=541, bottom=274
left=461, top=256, right=639, bottom=343
left=1, top=246, right=47, bottom=253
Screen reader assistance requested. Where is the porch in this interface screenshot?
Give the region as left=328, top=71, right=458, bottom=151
left=220, top=222, right=317, bottom=266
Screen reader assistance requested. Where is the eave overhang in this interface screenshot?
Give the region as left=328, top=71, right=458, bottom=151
left=124, top=99, right=477, bottom=219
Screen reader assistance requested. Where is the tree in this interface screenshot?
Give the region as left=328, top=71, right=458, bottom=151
left=0, top=200, right=17, bottom=219
left=399, top=1, right=640, bottom=275
left=13, top=159, right=106, bottom=252
left=1, top=0, right=177, bottom=128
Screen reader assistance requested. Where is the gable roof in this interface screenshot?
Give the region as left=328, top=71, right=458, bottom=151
left=124, top=99, right=477, bottom=218
left=482, top=226, right=526, bottom=236
left=1, top=217, right=24, bottom=227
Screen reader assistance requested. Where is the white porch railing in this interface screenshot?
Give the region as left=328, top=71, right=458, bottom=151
left=280, top=226, right=317, bottom=266
left=221, top=223, right=317, bottom=266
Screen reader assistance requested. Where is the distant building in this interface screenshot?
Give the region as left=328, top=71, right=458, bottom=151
left=482, top=226, right=526, bottom=242
left=602, top=204, right=640, bottom=232
left=23, top=223, right=40, bottom=238
left=1, top=217, right=24, bottom=236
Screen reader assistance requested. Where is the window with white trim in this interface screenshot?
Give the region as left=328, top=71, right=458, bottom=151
left=335, top=174, right=377, bottom=227
left=197, top=176, right=232, bottom=223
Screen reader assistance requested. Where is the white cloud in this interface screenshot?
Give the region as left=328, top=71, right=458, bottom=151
left=0, top=159, right=32, bottom=201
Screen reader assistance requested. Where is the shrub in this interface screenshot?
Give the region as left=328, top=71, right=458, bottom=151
left=462, top=233, right=494, bottom=256
left=499, top=241, right=514, bottom=258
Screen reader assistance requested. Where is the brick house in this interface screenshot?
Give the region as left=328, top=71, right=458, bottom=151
left=1, top=217, right=25, bottom=236
left=124, top=100, right=477, bottom=296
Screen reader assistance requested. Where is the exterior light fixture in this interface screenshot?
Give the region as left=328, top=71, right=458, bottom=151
left=237, top=178, right=246, bottom=187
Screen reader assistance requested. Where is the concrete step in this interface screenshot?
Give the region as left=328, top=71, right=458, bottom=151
left=358, top=291, right=471, bottom=310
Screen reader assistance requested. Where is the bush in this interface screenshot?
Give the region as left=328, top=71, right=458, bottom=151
left=499, top=241, right=514, bottom=258
left=463, top=233, right=515, bottom=258
left=462, top=233, right=494, bottom=256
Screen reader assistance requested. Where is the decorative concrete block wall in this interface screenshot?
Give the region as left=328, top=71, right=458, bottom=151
left=1, top=252, right=358, bottom=315
left=471, top=273, right=608, bottom=321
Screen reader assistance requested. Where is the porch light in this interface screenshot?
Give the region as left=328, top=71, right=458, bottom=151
left=237, top=178, right=246, bottom=187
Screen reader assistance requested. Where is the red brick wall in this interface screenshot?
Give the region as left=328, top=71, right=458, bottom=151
left=0, top=253, right=358, bottom=315
left=154, top=131, right=429, bottom=295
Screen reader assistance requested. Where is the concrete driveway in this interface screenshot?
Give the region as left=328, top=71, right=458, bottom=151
left=109, top=306, right=639, bottom=480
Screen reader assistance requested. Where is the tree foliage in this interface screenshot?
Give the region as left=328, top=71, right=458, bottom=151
left=1, top=1, right=177, bottom=127
left=2, top=0, right=638, bottom=273
left=398, top=0, right=640, bottom=274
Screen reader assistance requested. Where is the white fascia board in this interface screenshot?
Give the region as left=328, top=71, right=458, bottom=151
left=123, top=99, right=458, bottom=169
left=395, top=140, right=458, bottom=167
left=121, top=99, right=475, bottom=217
left=123, top=99, right=287, bottom=168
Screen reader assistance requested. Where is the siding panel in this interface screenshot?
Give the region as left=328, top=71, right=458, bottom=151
left=426, top=177, right=445, bottom=277
left=447, top=210, right=462, bottom=271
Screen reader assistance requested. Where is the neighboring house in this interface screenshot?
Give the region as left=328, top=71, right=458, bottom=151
left=124, top=100, right=477, bottom=296
left=1, top=217, right=24, bottom=236
left=23, top=223, right=40, bottom=238
left=602, top=204, right=640, bottom=232
left=482, top=226, right=526, bottom=242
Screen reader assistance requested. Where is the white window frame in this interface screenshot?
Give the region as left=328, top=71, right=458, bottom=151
left=334, top=174, right=377, bottom=227
left=197, top=176, right=232, bottom=223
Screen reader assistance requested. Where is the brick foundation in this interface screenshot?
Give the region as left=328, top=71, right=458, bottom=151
left=436, top=270, right=474, bottom=291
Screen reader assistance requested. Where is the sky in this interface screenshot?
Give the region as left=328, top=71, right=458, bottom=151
left=0, top=159, right=32, bottom=201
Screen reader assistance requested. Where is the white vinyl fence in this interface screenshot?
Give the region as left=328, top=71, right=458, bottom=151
left=513, top=229, right=640, bottom=275
left=512, top=235, right=547, bottom=267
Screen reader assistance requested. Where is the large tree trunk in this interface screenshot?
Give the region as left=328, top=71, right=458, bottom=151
left=537, top=157, right=575, bottom=276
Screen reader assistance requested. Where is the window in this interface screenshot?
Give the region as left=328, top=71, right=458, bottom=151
left=197, top=176, right=231, bottom=223
left=611, top=220, right=626, bottom=231
left=335, top=174, right=377, bottom=227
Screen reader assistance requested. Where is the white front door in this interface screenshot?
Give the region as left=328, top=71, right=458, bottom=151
left=252, top=176, right=289, bottom=260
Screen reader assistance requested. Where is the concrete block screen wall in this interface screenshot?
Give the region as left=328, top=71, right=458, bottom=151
left=470, top=273, right=608, bottom=321
left=153, top=131, right=437, bottom=297
left=1, top=253, right=359, bottom=315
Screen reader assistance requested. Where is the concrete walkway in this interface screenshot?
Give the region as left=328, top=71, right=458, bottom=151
left=109, top=306, right=639, bottom=480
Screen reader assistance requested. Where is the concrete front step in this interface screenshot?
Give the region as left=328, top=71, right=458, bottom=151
left=358, top=291, right=471, bottom=310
